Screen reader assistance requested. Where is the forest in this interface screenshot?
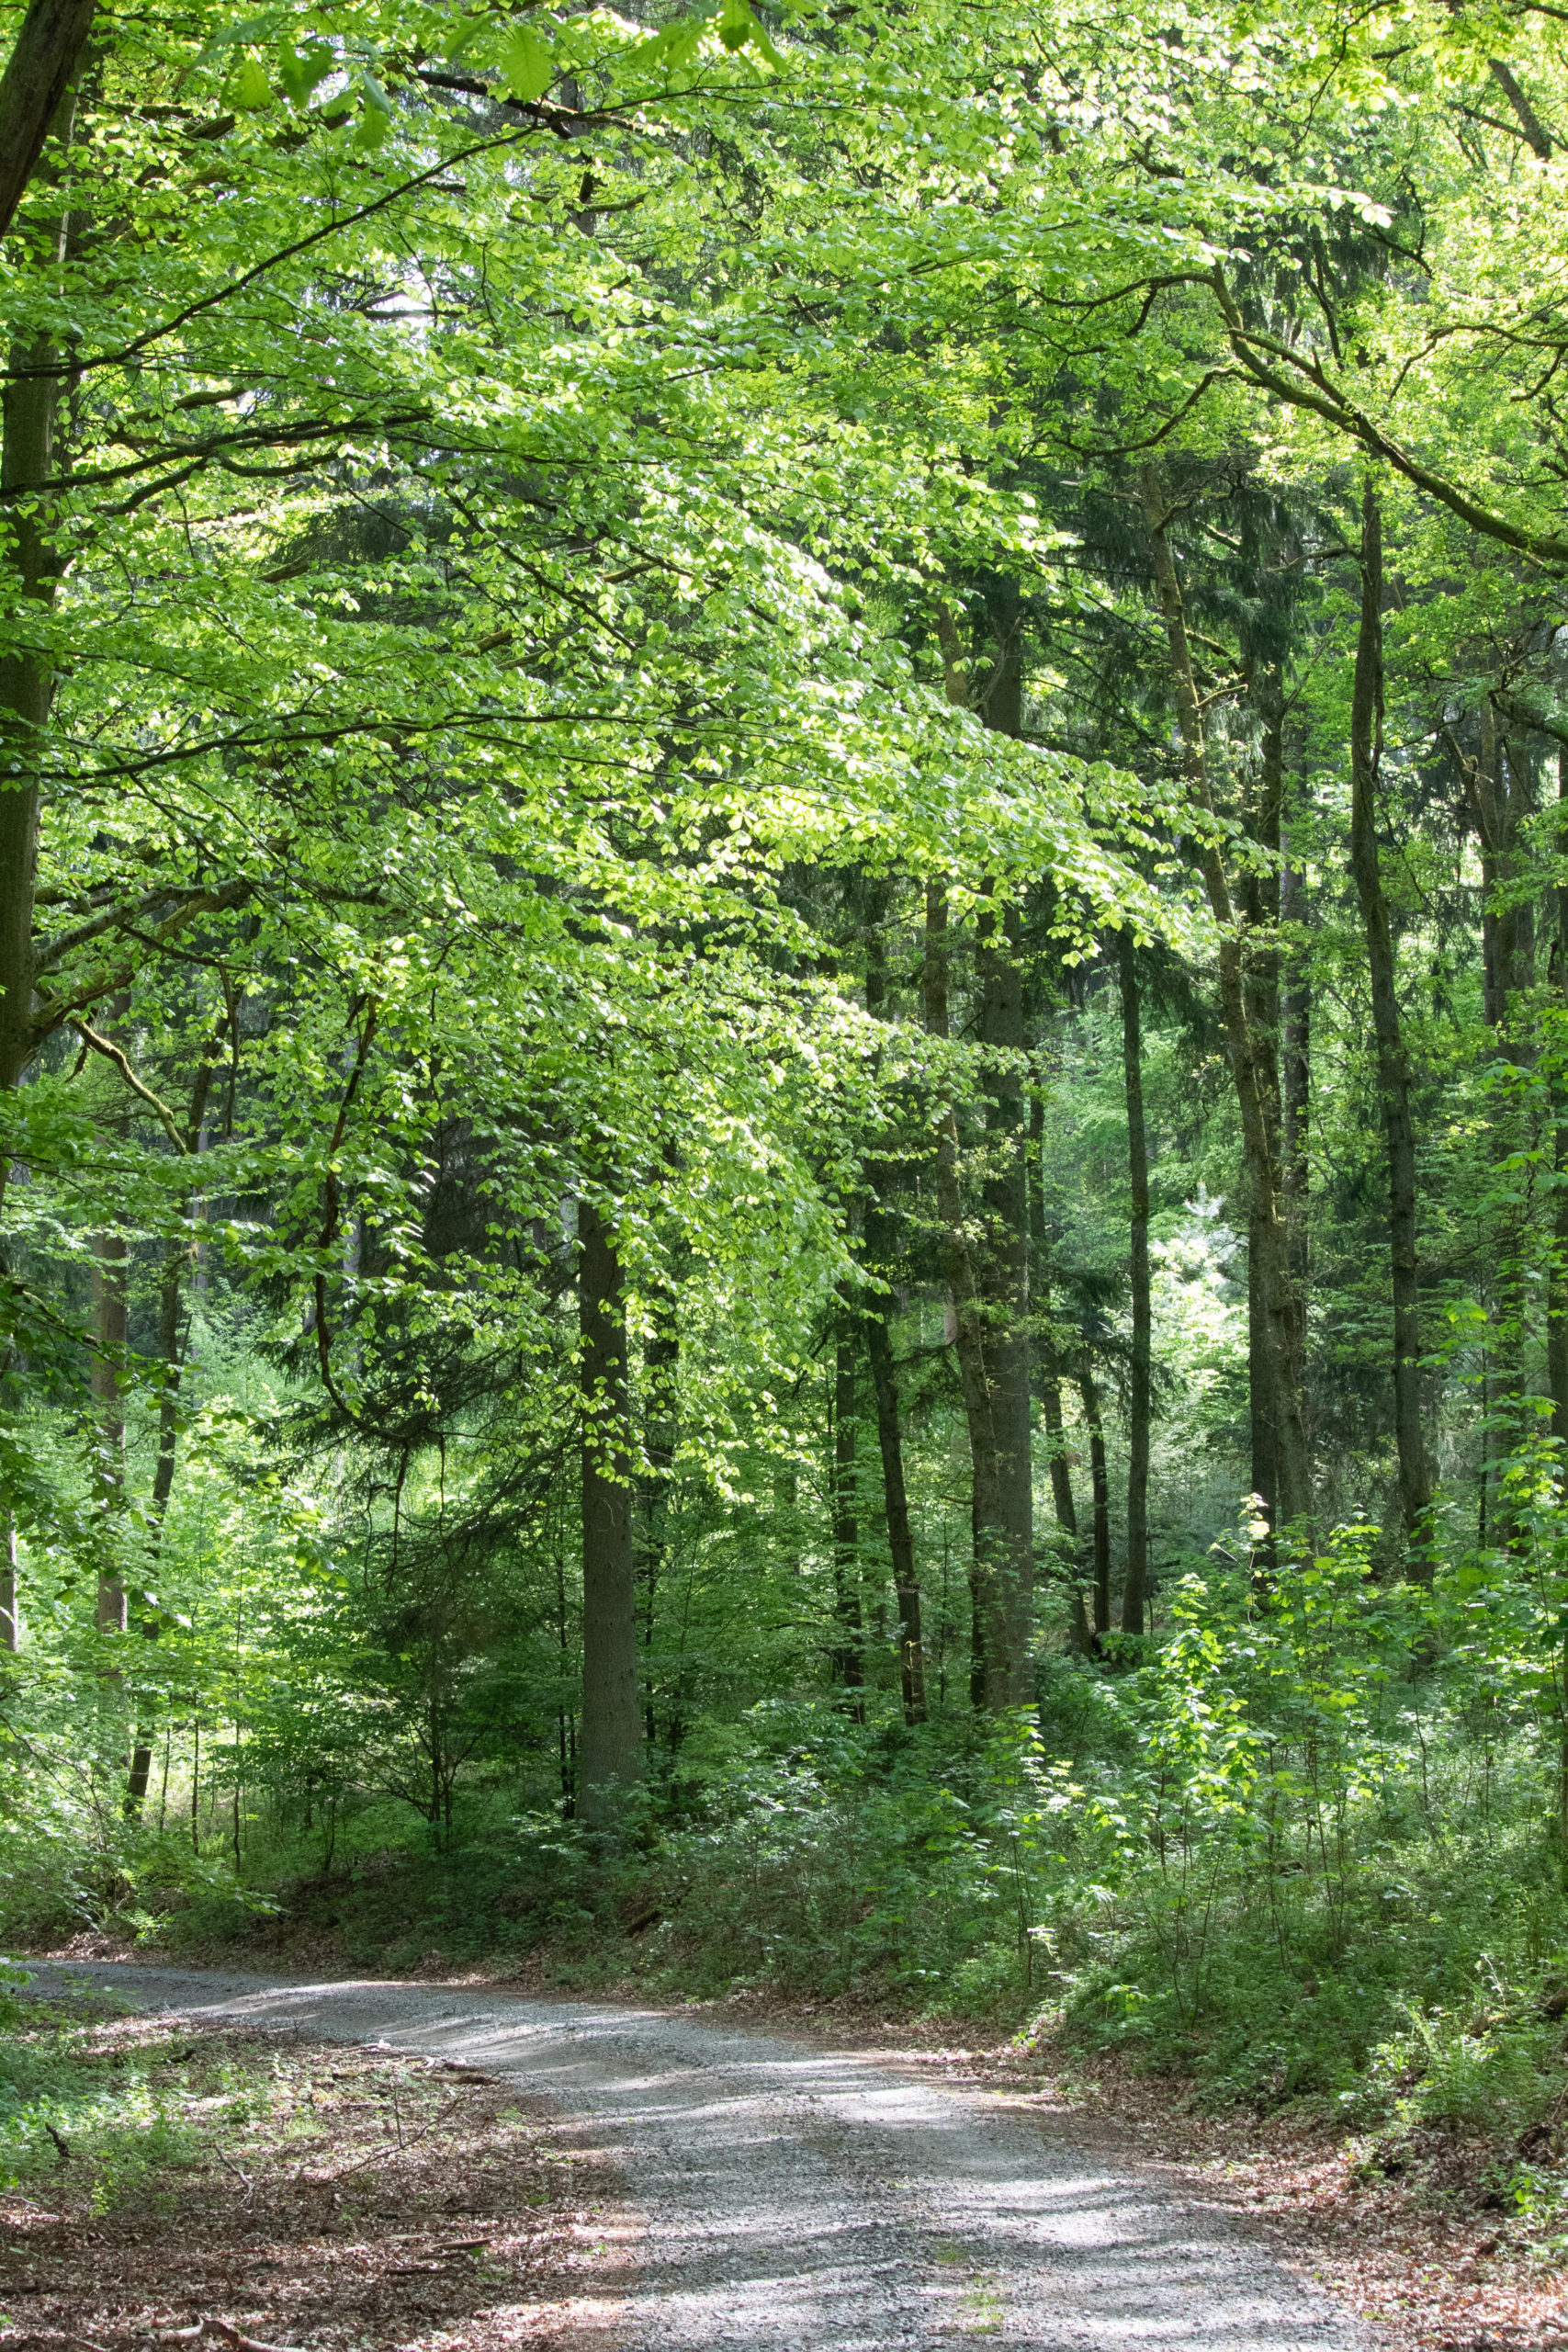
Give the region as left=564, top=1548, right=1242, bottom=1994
left=4, top=0, right=1568, bottom=2165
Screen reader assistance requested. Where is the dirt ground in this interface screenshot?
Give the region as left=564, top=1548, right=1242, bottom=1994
left=0, top=2007, right=610, bottom=2352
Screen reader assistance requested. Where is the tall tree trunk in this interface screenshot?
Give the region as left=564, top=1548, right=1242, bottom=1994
left=1138, top=465, right=1311, bottom=1529
left=830, top=1307, right=863, bottom=1706
left=0, top=85, right=76, bottom=1114
left=1243, top=663, right=1286, bottom=1534
left=930, top=594, right=1036, bottom=1707
left=578, top=1196, right=642, bottom=1826
left=637, top=1309, right=678, bottom=1749
left=1551, top=749, right=1568, bottom=1452
left=0, top=1517, right=17, bottom=1653
left=1348, top=479, right=1434, bottom=1572
left=863, top=899, right=925, bottom=1723
left=0, top=0, right=96, bottom=246
left=127, top=1029, right=222, bottom=1815
left=1119, top=930, right=1152, bottom=1634
left=1032, top=1089, right=1093, bottom=1654
left=1465, top=702, right=1537, bottom=1534
left=973, top=881, right=1034, bottom=1706
left=865, top=1310, right=925, bottom=1723
left=91, top=1227, right=127, bottom=1638
left=1280, top=842, right=1312, bottom=1300
left=924, top=877, right=987, bottom=1705
left=1078, top=1364, right=1111, bottom=1636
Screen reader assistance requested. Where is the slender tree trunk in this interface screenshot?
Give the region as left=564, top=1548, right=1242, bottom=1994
left=1138, top=466, right=1311, bottom=1529
left=0, top=87, right=76, bottom=1114
left=865, top=1310, right=925, bottom=1723
left=1243, top=663, right=1286, bottom=1534
left=0, top=1516, right=17, bottom=1652
left=127, top=1035, right=223, bottom=1813
left=0, top=0, right=96, bottom=245
left=974, top=884, right=1034, bottom=1705
left=863, top=902, right=925, bottom=1723
left=1032, top=1080, right=1093, bottom=1654
left=1551, top=750, right=1568, bottom=1452
left=1280, top=842, right=1312, bottom=1299
left=1078, top=1365, right=1111, bottom=1636
left=831, top=1307, right=863, bottom=1707
left=578, top=1196, right=642, bottom=1826
left=91, top=1227, right=127, bottom=1637
left=924, top=877, right=988, bottom=1705
left=1465, top=702, right=1536, bottom=1534
left=637, top=1311, right=677, bottom=1749
left=1348, top=480, right=1434, bottom=1572
left=1119, top=931, right=1152, bottom=1634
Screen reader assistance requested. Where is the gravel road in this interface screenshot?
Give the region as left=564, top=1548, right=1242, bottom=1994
left=18, top=1961, right=1366, bottom=2352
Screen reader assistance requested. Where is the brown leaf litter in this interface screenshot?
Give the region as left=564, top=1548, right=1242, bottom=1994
left=0, top=2010, right=613, bottom=2352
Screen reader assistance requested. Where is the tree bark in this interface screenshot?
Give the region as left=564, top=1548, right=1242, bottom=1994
left=0, top=0, right=95, bottom=247
left=1031, top=1081, right=1093, bottom=1654
left=0, top=84, right=77, bottom=1117
left=972, top=883, right=1034, bottom=1705
left=1119, top=930, right=1152, bottom=1634
left=0, top=1516, right=17, bottom=1652
left=830, top=1306, right=863, bottom=1705
left=1348, top=479, right=1434, bottom=1571
left=1463, top=701, right=1536, bottom=1534
left=578, top=1196, right=642, bottom=1826
left=1280, top=842, right=1312, bottom=1299
left=1551, top=749, right=1568, bottom=1452
left=637, top=1307, right=677, bottom=1749
left=863, top=899, right=925, bottom=1723
left=1243, top=663, right=1287, bottom=1532
left=91, top=1227, right=127, bottom=1638
left=1138, top=465, right=1311, bottom=1529
left=1078, top=1364, right=1111, bottom=1636
left=865, top=1308, right=925, bottom=1723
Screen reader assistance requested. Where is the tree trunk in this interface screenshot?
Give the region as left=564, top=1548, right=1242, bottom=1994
left=637, top=1309, right=677, bottom=1749
left=924, top=877, right=988, bottom=1705
left=1243, top=663, right=1287, bottom=1533
left=1464, top=700, right=1537, bottom=1534
left=91, top=1227, right=127, bottom=1638
left=1032, top=1080, right=1093, bottom=1654
left=1348, top=479, right=1434, bottom=1571
left=865, top=1308, right=925, bottom=1723
left=0, top=1516, right=17, bottom=1653
left=973, top=884, right=1034, bottom=1706
left=863, top=901, right=925, bottom=1724
left=1551, top=749, right=1568, bottom=1452
left=0, top=87, right=76, bottom=1115
left=1079, top=1365, right=1111, bottom=1636
left=126, top=1029, right=222, bottom=1815
left=0, top=0, right=96, bottom=246
left=1119, top=930, right=1152, bottom=1634
left=578, top=1196, right=642, bottom=1826
left=830, top=1306, right=863, bottom=1706
left=1280, top=842, right=1312, bottom=1298
left=1138, top=465, right=1311, bottom=1529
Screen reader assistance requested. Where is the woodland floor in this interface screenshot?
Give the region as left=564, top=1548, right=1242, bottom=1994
left=14, top=1948, right=1568, bottom=2352
left=0, top=2001, right=606, bottom=2352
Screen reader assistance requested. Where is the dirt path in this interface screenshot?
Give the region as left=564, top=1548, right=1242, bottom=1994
left=22, top=1962, right=1367, bottom=2352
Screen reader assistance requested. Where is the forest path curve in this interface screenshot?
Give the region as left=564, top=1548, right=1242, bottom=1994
left=21, top=1962, right=1365, bottom=2352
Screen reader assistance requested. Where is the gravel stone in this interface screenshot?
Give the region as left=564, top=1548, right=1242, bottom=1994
left=19, top=1961, right=1369, bottom=2352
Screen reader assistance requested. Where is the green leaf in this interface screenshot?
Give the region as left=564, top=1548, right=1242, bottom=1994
left=279, top=41, right=334, bottom=105
left=503, top=23, right=554, bottom=102
left=353, top=78, right=391, bottom=144
left=718, top=0, right=750, bottom=51
left=233, top=52, right=276, bottom=109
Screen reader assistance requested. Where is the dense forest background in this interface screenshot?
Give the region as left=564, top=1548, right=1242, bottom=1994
left=5, top=0, right=1568, bottom=2156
